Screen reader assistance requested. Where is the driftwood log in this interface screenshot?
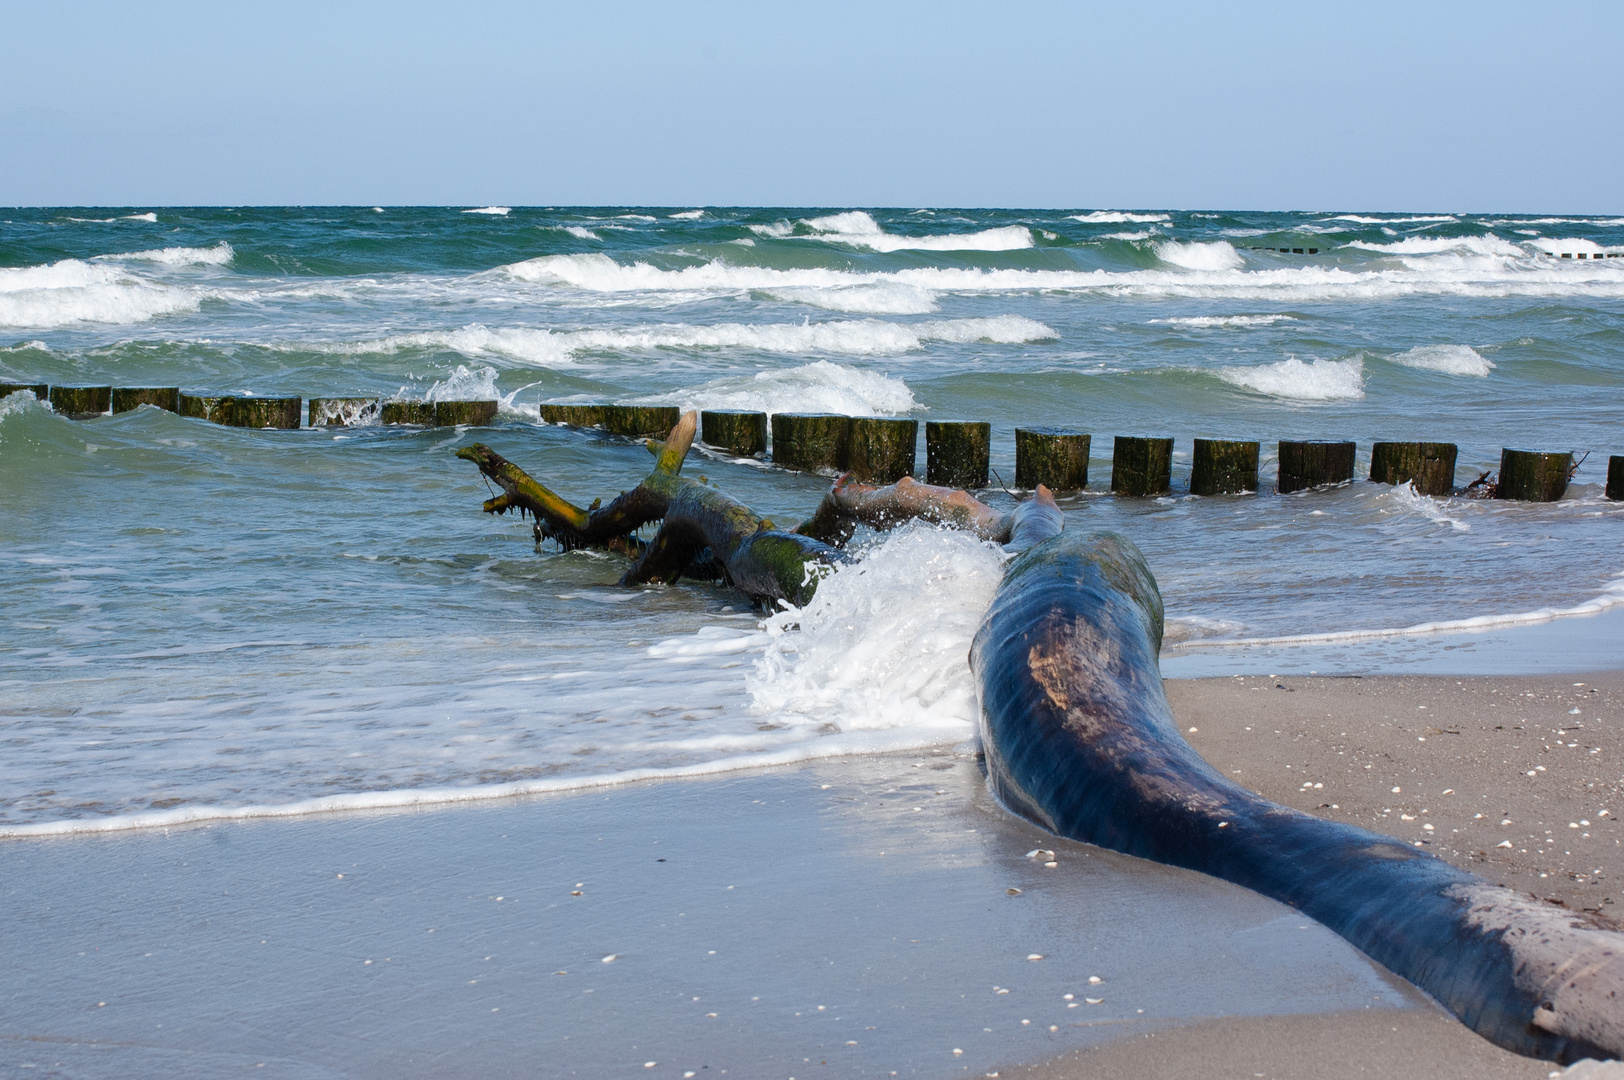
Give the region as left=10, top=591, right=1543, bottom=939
left=971, top=527, right=1624, bottom=1063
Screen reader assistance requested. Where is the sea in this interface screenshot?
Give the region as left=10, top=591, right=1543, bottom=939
left=2, top=206, right=1622, bottom=836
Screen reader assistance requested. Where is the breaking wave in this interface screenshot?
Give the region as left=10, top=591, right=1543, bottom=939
left=1387, top=344, right=1494, bottom=377
left=1216, top=356, right=1365, bottom=400
left=748, top=211, right=1033, bottom=252
left=637, top=360, right=916, bottom=417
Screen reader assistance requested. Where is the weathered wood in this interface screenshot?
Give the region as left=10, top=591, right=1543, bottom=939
left=1497, top=449, right=1572, bottom=502
left=48, top=386, right=111, bottom=419
left=1110, top=436, right=1173, bottom=496
left=1015, top=428, right=1089, bottom=491
left=972, top=528, right=1624, bottom=1065
left=1370, top=441, right=1458, bottom=496
left=540, top=403, right=608, bottom=428
left=700, top=410, right=768, bottom=457
left=1189, top=438, right=1258, bottom=496
left=1609, top=455, right=1624, bottom=501
left=179, top=394, right=301, bottom=429
left=602, top=404, right=681, bottom=438
left=926, top=421, right=991, bottom=488
left=846, top=417, right=918, bottom=483
left=308, top=398, right=381, bottom=427
left=0, top=383, right=49, bottom=401
left=1278, top=440, right=1356, bottom=493
left=772, top=413, right=850, bottom=472
left=380, top=401, right=436, bottom=426
left=434, top=400, right=499, bottom=427
left=112, top=387, right=180, bottom=413
left=796, top=474, right=1013, bottom=546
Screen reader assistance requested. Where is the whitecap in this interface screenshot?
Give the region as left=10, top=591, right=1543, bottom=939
left=762, top=283, right=938, bottom=315
left=122, top=212, right=158, bottom=222
left=94, top=241, right=234, bottom=266
left=556, top=226, right=599, bottom=241
left=0, top=258, right=203, bottom=328
left=668, top=209, right=706, bottom=220
left=1344, top=234, right=1525, bottom=257
left=1326, top=214, right=1458, bottom=224
left=1150, top=314, right=1296, bottom=328
left=1387, top=344, right=1494, bottom=377
left=1155, top=240, right=1243, bottom=271
left=1101, top=230, right=1153, bottom=241
left=463, top=206, right=511, bottom=215
left=637, top=360, right=915, bottom=417
left=1216, top=356, right=1365, bottom=400
left=749, top=210, right=1033, bottom=252
left=1069, top=211, right=1172, bottom=224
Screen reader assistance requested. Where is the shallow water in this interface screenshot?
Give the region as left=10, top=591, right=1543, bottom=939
left=2, top=206, right=1622, bottom=829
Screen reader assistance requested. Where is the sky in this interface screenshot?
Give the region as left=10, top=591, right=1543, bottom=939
left=3, top=0, right=1620, bottom=212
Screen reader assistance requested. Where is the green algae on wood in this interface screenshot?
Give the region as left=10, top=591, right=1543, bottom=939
left=0, top=383, right=50, bottom=401
left=112, top=387, right=180, bottom=414
left=1015, top=428, right=1089, bottom=491
left=602, top=404, right=681, bottom=438
left=1110, top=436, right=1173, bottom=496
left=380, top=401, right=436, bottom=426
left=434, top=400, right=498, bottom=427
left=180, top=393, right=301, bottom=428
left=700, top=410, right=768, bottom=457
left=846, top=417, right=918, bottom=483
left=540, top=403, right=608, bottom=428
left=925, top=421, right=990, bottom=489
left=1369, top=441, right=1457, bottom=496
left=772, top=413, right=851, bottom=472
left=1190, top=438, right=1258, bottom=496
left=1497, top=448, right=1572, bottom=502
left=1278, top=440, right=1355, bottom=493
left=49, top=386, right=111, bottom=419
left=308, top=398, right=381, bottom=427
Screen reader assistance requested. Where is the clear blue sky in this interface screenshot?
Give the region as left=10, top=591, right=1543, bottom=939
left=4, top=0, right=1619, bottom=212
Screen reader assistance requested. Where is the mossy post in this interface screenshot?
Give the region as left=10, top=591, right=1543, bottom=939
left=1190, top=438, right=1259, bottom=496
left=1277, top=440, right=1356, bottom=493
left=112, top=388, right=180, bottom=413
left=1608, top=456, right=1624, bottom=501
left=0, top=383, right=49, bottom=401
left=224, top=396, right=301, bottom=429
left=434, top=400, right=499, bottom=427
left=308, top=398, right=381, bottom=427
left=1370, top=441, right=1458, bottom=496
left=771, top=413, right=851, bottom=472
left=1015, top=428, right=1089, bottom=491
left=381, top=401, right=436, bottom=425
left=926, top=421, right=991, bottom=489
left=48, top=386, right=111, bottom=419
left=178, top=393, right=223, bottom=421
left=540, top=403, right=608, bottom=428
left=602, top=404, right=682, bottom=438
left=1110, top=436, right=1173, bottom=496
left=1497, top=448, right=1573, bottom=502
left=847, top=417, right=918, bottom=483
left=700, top=410, right=768, bottom=457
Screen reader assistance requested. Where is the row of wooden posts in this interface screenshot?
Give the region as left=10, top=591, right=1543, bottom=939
left=7, top=384, right=1620, bottom=503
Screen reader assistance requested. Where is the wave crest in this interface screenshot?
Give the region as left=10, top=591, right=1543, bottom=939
left=1217, top=356, right=1365, bottom=400
left=1388, top=344, right=1494, bottom=377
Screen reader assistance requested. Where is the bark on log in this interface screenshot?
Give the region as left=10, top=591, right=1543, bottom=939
left=971, top=528, right=1624, bottom=1064
left=112, top=387, right=180, bottom=414
left=380, top=401, right=436, bottom=426
left=309, top=398, right=381, bottom=427
left=540, top=403, right=608, bottom=428
left=1015, top=428, right=1089, bottom=491
left=1278, top=440, right=1356, bottom=493
left=603, top=404, right=681, bottom=438
left=846, top=417, right=918, bottom=483
left=701, top=410, right=768, bottom=457
left=772, top=413, right=850, bottom=472
left=0, top=383, right=49, bottom=401
left=795, top=474, right=1019, bottom=547
left=1110, top=436, right=1173, bottom=496
left=48, top=386, right=111, bottom=419
left=1189, top=438, right=1258, bottom=496
left=1609, top=456, right=1624, bottom=501
left=926, top=421, right=991, bottom=489
left=1370, top=441, right=1458, bottom=496
left=1497, top=449, right=1572, bottom=502
left=434, top=400, right=499, bottom=427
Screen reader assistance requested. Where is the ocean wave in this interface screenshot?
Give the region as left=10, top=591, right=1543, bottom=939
left=0, top=258, right=204, bottom=328
left=1150, top=314, right=1297, bottom=328
left=1343, top=233, right=1526, bottom=257
left=1069, top=211, right=1172, bottom=224
left=748, top=210, right=1033, bottom=252
left=1529, top=237, right=1615, bottom=256
left=463, top=206, right=511, bottom=215
left=1386, top=344, right=1494, bottom=377
left=554, top=225, right=599, bottom=241
left=1326, top=214, right=1458, bottom=225
left=760, top=283, right=938, bottom=315
left=94, top=241, right=235, bottom=266
left=1101, top=230, right=1155, bottom=241
left=1216, top=356, right=1365, bottom=400
left=1154, top=240, right=1243, bottom=271
left=637, top=360, right=916, bottom=417
left=668, top=209, right=706, bottom=220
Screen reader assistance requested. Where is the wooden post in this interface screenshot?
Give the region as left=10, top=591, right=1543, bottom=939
left=225, top=397, right=301, bottom=429
left=847, top=417, right=918, bottom=483
left=700, top=410, right=768, bottom=457
left=1369, top=441, right=1457, bottom=496
left=1190, top=438, right=1259, bottom=496
left=433, top=400, right=498, bottom=427
left=308, top=398, right=381, bottom=427
left=772, top=413, right=851, bottom=472
left=380, top=401, right=436, bottom=426
left=1497, top=449, right=1572, bottom=502
left=540, top=403, right=608, bottom=428
left=1609, top=455, right=1624, bottom=501
left=0, top=383, right=49, bottom=401
left=48, top=386, right=111, bottom=419
left=602, top=405, right=681, bottom=438
left=1015, top=428, right=1089, bottom=491
left=1278, top=440, right=1356, bottom=493
left=112, top=388, right=180, bottom=413
left=1110, top=436, right=1173, bottom=496
left=926, top=421, right=991, bottom=488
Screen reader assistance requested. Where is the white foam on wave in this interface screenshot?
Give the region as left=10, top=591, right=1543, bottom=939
left=1327, top=214, right=1457, bottom=225
left=124, top=212, right=158, bottom=222
left=1101, top=230, right=1154, bottom=241
left=1344, top=233, right=1525, bottom=258
left=1384, top=482, right=1470, bottom=532
left=1528, top=237, right=1614, bottom=256
left=1154, top=240, right=1244, bottom=271
left=1151, top=314, right=1296, bottom=328
left=1173, top=573, right=1624, bottom=651
left=639, top=360, right=916, bottom=417
left=1217, top=355, right=1365, bottom=400
left=94, top=241, right=234, bottom=267
left=761, top=283, right=938, bottom=315
left=1070, top=211, right=1172, bottom=224
left=1387, top=344, right=1494, bottom=377
left=748, top=524, right=1008, bottom=738
left=669, top=209, right=705, bottom=220
left=748, top=210, right=1033, bottom=253
left=0, top=387, right=46, bottom=421
left=463, top=206, right=511, bottom=215
left=317, top=315, right=1055, bottom=369
left=0, top=258, right=203, bottom=328
left=556, top=226, right=599, bottom=241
